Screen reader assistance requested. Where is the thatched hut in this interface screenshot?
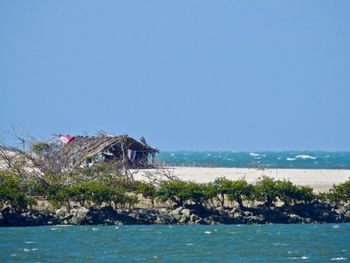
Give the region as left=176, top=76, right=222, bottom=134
left=56, top=134, right=158, bottom=168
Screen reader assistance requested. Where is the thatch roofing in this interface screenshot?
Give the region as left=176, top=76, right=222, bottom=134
left=57, top=135, right=158, bottom=166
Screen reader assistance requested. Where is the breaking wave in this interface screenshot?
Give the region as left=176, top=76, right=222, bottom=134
left=157, top=151, right=350, bottom=169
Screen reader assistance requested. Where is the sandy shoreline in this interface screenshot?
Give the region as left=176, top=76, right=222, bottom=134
left=135, top=167, right=350, bottom=192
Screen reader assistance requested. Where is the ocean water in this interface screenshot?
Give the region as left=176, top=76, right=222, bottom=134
left=157, top=151, right=350, bottom=169
left=0, top=224, right=349, bottom=262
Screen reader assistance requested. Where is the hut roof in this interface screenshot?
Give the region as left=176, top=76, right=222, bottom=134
left=57, top=134, right=158, bottom=166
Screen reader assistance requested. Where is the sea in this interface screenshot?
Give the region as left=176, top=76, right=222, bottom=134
left=0, top=224, right=349, bottom=262
left=157, top=151, right=350, bottom=169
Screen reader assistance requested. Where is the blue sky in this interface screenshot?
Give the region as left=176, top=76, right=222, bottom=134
left=1, top=1, right=349, bottom=151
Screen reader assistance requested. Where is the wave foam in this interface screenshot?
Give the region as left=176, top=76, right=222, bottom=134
left=296, top=155, right=317, bottom=160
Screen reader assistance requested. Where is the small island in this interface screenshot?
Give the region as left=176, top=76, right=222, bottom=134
left=1, top=134, right=350, bottom=227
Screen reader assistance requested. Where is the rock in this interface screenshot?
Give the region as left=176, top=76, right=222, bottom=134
left=243, top=211, right=253, bottom=217
left=179, top=215, right=189, bottom=224
left=69, top=207, right=89, bottom=225
left=154, top=217, right=165, bottom=224
left=173, top=214, right=182, bottom=221
left=230, top=211, right=243, bottom=218
left=246, top=215, right=265, bottom=224
left=190, top=214, right=199, bottom=223
left=158, top=208, right=169, bottom=214
left=288, top=214, right=301, bottom=223
left=181, top=209, right=191, bottom=217
left=303, top=217, right=312, bottom=224
left=264, top=210, right=288, bottom=223
left=55, top=207, right=69, bottom=219
left=0, top=212, right=4, bottom=225
left=195, top=219, right=208, bottom=225
left=114, top=221, right=124, bottom=225
left=171, top=207, right=183, bottom=216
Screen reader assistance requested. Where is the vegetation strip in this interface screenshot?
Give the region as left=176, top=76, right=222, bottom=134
left=1, top=167, right=350, bottom=226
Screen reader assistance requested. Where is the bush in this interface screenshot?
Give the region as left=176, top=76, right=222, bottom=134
left=254, top=177, right=315, bottom=207
left=212, top=177, right=232, bottom=207
left=253, top=177, right=280, bottom=207
left=226, top=180, right=254, bottom=208
left=0, top=171, right=36, bottom=211
left=157, top=180, right=210, bottom=207
left=137, top=182, right=157, bottom=207
left=275, top=180, right=314, bottom=205
left=327, top=179, right=350, bottom=203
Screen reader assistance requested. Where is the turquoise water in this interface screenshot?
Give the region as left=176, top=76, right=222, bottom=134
left=158, top=151, right=350, bottom=169
left=1, top=224, right=349, bottom=262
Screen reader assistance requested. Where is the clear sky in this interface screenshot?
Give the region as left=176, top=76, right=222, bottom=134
left=1, top=1, right=349, bottom=151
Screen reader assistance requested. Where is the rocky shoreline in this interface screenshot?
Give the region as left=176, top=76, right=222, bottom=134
left=1, top=202, right=350, bottom=227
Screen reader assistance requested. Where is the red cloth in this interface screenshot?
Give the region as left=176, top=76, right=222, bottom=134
left=59, top=135, right=75, bottom=143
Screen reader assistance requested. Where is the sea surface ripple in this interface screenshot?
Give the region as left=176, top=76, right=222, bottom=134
left=1, top=224, right=349, bottom=262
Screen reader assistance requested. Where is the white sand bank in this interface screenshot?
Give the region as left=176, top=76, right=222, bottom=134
left=135, top=167, right=350, bottom=192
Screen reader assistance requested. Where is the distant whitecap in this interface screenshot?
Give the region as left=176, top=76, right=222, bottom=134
left=288, top=256, right=309, bottom=260
left=331, top=257, right=347, bottom=261
left=295, top=155, right=317, bottom=160
left=204, top=231, right=212, bottom=234
left=273, top=243, right=288, bottom=246
left=25, top=241, right=37, bottom=244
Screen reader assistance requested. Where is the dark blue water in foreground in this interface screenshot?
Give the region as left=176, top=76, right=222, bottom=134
left=158, top=151, right=350, bottom=169
left=1, top=224, right=349, bottom=262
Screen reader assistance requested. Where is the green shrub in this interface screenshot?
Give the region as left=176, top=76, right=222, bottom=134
left=226, top=180, right=254, bottom=208
left=254, top=177, right=315, bottom=207
left=275, top=180, right=314, bottom=205
left=212, top=177, right=232, bottom=207
left=137, top=182, right=157, bottom=207
left=0, top=171, right=36, bottom=211
left=253, top=177, right=280, bottom=207
left=327, top=179, right=350, bottom=203
left=157, top=180, right=206, bottom=206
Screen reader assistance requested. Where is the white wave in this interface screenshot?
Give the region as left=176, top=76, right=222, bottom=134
left=331, top=257, right=347, bottom=261
left=249, top=152, right=260, bottom=157
left=288, top=256, right=309, bottom=260
left=204, top=231, right=212, bottom=234
left=332, top=225, right=340, bottom=229
left=273, top=243, right=288, bottom=246
left=295, top=155, right=317, bottom=160
left=287, top=155, right=317, bottom=161
left=25, top=241, right=37, bottom=244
